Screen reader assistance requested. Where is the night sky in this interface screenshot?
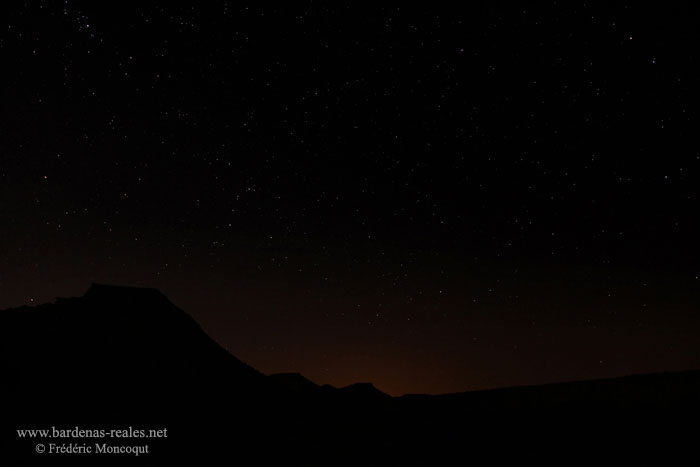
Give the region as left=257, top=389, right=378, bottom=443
left=2, top=3, right=700, bottom=396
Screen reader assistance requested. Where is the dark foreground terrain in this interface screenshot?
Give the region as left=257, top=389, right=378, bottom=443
left=2, top=284, right=699, bottom=463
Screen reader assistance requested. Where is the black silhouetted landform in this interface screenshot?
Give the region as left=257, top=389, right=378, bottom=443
left=268, top=372, right=323, bottom=394
left=337, top=382, right=391, bottom=400
left=3, top=284, right=699, bottom=461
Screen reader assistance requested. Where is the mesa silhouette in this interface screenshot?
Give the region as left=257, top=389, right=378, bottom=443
left=3, top=284, right=699, bottom=459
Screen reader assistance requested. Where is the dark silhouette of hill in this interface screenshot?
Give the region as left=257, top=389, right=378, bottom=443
left=269, top=372, right=390, bottom=401
left=338, top=382, right=391, bottom=400
left=269, top=372, right=323, bottom=394
left=2, top=284, right=700, bottom=462
left=3, top=284, right=272, bottom=418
